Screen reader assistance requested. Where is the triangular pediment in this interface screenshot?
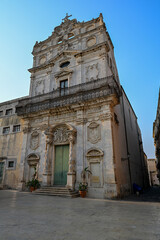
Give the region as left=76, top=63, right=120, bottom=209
left=54, top=68, right=73, bottom=78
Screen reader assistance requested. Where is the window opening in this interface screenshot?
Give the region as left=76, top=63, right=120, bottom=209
left=6, top=109, right=12, bottom=116
left=60, top=61, right=70, bottom=68
left=3, top=127, right=10, bottom=134
left=60, top=79, right=68, bottom=96
left=8, top=161, right=14, bottom=168
left=13, top=125, right=20, bottom=133
left=0, top=111, right=3, bottom=116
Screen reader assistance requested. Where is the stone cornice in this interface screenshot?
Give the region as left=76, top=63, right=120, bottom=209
left=28, top=62, right=54, bottom=73
left=74, top=42, right=110, bottom=58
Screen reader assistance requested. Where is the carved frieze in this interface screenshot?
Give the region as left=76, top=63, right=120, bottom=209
left=99, top=113, right=113, bottom=121
left=30, top=131, right=39, bottom=150
left=86, top=63, right=99, bottom=82
left=76, top=118, right=88, bottom=125
left=87, top=122, right=101, bottom=144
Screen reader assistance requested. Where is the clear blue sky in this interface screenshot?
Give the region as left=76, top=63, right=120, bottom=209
left=0, top=0, right=160, bottom=158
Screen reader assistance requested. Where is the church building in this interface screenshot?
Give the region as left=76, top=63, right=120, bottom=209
left=0, top=14, right=149, bottom=198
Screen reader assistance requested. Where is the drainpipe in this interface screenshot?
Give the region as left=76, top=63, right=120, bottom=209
left=121, top=86, right=132, bottom=192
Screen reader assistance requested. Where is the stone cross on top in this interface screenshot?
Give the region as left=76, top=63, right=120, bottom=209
left=62, top=13, right=72, bottom=22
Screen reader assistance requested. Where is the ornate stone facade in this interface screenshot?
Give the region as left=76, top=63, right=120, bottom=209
left=0, top=14, right=149, bottom=198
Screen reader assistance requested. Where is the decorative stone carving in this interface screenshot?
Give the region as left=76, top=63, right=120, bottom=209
left=23, top=125, right=31, bottom=134
left=99, top=113, right=113, bottom=121
left=26, top=153, right=40, bottom=166
left=30, top=131, right=39, bottom=150
left=39, top=56, right=46, bottom=65
left=76, top=118, right=88, bottom=125
left=86, top=63, right=99, bottom=82
left=87, top=122, right=101, bottom=144
left=44, top=128, right=54, bottom=145
left=35, top=80, right=45, bottom=95
left=86, top=24, right=95, bottom=32
left=86, top=148, right=104, bottom=159
left=41, top=45, right=47, bottom=51
left=87, top=37, right=96, bottom=47
left=53, top=127, right=69, bottom=143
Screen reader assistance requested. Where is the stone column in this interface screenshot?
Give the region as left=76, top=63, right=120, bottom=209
left=18, top=122, right=31, bottom=191
left=67, top=131, right=76, bottom=189
left=43, top=128, right=53, bottom=186
left=100, top=103, right=117, bottom=198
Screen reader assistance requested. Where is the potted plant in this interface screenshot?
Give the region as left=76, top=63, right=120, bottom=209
left=26, top=167, right=40, bottom=192
left=79, top=182, right=88, bottom=198
left=26, top=178, right=40, bottom=192
left=79, top=167, right=92, bottom=198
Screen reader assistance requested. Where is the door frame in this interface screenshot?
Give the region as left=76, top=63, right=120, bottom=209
left=52, top=142, right=69, bottom=186
left=53, top=144, right=69, bottom=186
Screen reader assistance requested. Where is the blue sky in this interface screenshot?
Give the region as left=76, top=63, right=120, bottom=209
left=0, top=0, right=160, bottom=158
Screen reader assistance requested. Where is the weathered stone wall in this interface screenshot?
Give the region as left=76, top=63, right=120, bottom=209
left=0, top=99, right=24, bottom=189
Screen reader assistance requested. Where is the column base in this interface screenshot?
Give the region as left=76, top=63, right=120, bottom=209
left=43, top=172, right=52, bottom=186
left=67, top=172, right=76, bottom=190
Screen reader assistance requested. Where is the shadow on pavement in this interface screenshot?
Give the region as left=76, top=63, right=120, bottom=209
left=121, top=186, right=160, bottom=203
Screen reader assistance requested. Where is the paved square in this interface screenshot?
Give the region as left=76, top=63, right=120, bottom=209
left=0, top=190, right=160, bottom=240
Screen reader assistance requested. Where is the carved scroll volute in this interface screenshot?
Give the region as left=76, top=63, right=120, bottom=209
left=44, top=127, right=54, bottom=146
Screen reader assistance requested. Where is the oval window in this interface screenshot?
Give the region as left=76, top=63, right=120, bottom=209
left=60, top=61, right=70, bottom=68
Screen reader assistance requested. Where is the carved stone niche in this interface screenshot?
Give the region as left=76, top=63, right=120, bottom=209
left=87, top=122, right=101, bottom=144
left=86, top=148, right=104, bottom=188
left=26, top=153, right=40, bottom=181
left=30, top=131, right=40, bottom=150
left=26, top=153, right=40, bottom=166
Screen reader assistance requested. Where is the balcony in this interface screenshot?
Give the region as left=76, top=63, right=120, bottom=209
left=16, top=76, right=121, bottom=116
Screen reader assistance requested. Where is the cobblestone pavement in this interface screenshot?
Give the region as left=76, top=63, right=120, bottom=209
left=0, top=190, right=160, bottom=240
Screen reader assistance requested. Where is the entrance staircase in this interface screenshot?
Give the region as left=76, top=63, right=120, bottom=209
left=33, top=186, right=80, bottom=198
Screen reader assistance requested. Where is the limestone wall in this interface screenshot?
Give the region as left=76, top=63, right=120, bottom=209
left=0, top=99, right=24, bottom=189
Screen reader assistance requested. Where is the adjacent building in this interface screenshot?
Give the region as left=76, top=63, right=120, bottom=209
left=0, top=14, right=149, bottom=198
left=147, top=159, right=159, bottom=186
left=153, top=89, right=160, bottom=181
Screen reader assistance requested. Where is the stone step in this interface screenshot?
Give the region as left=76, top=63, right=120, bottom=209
left=33, top=186, right=80, bottom=198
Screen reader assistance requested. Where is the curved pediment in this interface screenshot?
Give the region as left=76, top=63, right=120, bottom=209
left=86, top=148, right=104, bottom=158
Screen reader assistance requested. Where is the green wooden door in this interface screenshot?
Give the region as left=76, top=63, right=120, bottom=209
left=0, top=162, right=4, bottom=184
left=54, top=145, right=69, bottom=185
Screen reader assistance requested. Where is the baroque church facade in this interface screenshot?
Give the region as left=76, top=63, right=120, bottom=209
left=0, top=14, right=149, bottom=198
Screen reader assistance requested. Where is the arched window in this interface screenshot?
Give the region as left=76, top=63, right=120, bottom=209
left=68, top=33, right=74, bottom=39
